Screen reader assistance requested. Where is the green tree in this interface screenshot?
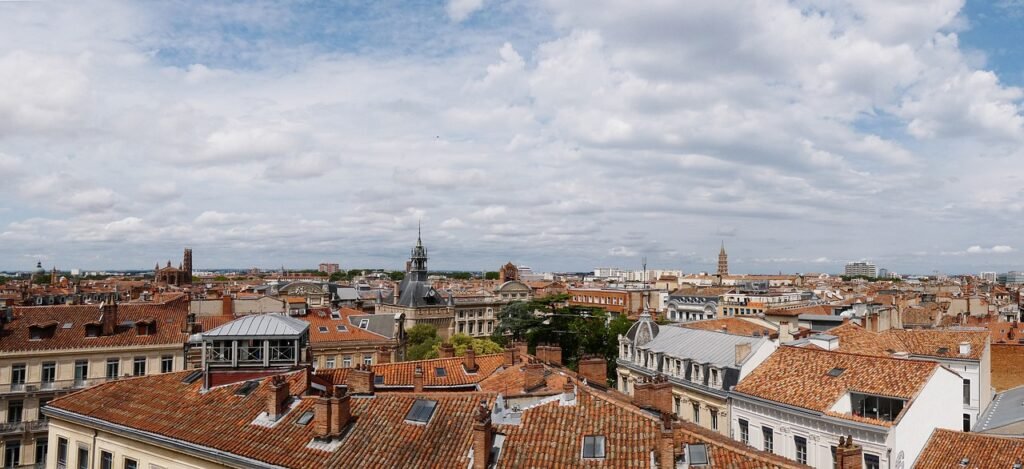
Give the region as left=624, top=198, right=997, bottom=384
left=329, top=271, right=346, bottom=282
left=388, top=271, right=405, bottom=281
left=406, top=324, right=441, bottom=360
left=213, top=275, right=229, bottom=282
left=347, top=269, right=364, bottom=279
left=484, top=271, right=499, bottom=280
left=434, top=333, right=504, bottom=357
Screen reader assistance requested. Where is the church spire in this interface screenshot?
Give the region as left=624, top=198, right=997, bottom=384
left=409, top=223, right=428, bottom=281
left=717, top=241, right=728, bottom=276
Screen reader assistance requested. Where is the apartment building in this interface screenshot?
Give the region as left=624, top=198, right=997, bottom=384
left=0, top=297, right=189, bottom=468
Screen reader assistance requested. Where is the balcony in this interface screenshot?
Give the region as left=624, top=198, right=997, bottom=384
left=0, top=418, right=48, bottom=435
left=0, top=377, right=116, bottom=396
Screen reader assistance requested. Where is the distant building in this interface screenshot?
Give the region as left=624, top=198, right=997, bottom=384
left=844, top=261, right=876, bottom=278
left=979, top=271, right=997, bottom=283
left=878, top=268, right=888, bottom=278
left=318, top=263, right=340, bottom=274
left=997, top=271, right=1024, bottom=287
left=498, top=262, right=519, bottom=282
left=154, top=248, right=193, bottom=286
left=717, top=242, right=728, bottom=276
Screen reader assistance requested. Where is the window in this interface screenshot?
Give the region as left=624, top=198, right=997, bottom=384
left=124, top=458, right=138, bottom=469
left=4, top=441, right=20, bottom=468
left=963, top=413, right=971, bottom=432
left=7, top=400, right=23, bottom=423
left=57, top=438, right=68, bottom=469
left=685, top=444, right=708, bottom=465
left=405, top=399, right=437, bottom=424
left=710, top=368, right=719, bottom=386
left=106, top=358, right=119, bottom=379
left=673, top=396, right=681, bottom=416
left=336, top=325, right=347, bottom=332
left=692, top=402, right=700, bottom=424
left=318, top=326, right=328, bottom=333
left=161, top=356, right=173, bottom=374
left=739, top=419, right=749, bottom=445
left=363, top=355, right=373, bottom=365
left=831, top=446, right=838, bottom=469
left=865, top=453, right=880, bottom=469
left=42, top=362, right=57, bottom=386
left=342, top=356, right=352, bottom=368
left=296, top=411, right=315, bottom=425
left=582, top=435, right=606, bottom=459
left=435, top=367, right=447, bottom=377
left=35, top=439, right=47, bottom=468
left=133, top=357, right=146, bottom=376
left=358, top=319, right=369, bottom=329
left=11, top=364, right=26, bottom=390
left=74, top=360, right=89, bottom=385
left=100, top=450, right=113, bottom=469
left=795, top=436, right=807, bottom=464
left=762, top=426, right=773, bottom=453
left=77, top=447, right=89, bottom=469
left=325, top=358, right=335, bottom=369
left=711, top=408, right=718, bottom=431
left=963, top=379, right=971, bottom=405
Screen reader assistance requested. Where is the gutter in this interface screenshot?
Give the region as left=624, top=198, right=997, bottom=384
left=43, top=406, right=285, bottom=469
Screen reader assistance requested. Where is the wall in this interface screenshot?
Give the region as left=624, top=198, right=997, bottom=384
left=891, top=366, right=962, bottom=468
left=47, top=418, right=225, bottom=469
left=738, top=341, right=778, bottom=381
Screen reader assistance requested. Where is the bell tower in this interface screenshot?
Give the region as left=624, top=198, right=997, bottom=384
left=717, top=242, right=728, bottom=276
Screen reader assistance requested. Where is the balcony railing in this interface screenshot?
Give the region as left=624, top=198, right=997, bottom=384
left=0, top=377, right=117, bottom=395
left=0, top=418, right=48, bottom=435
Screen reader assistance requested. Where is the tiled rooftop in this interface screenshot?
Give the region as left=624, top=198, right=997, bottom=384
left=315, top=353, right=506, bottom=389
left=303, top=307, right=391, bottom=344
left=915, top=429, right=1024, bottom=468
left=826, top=323, right=989, bottom=360
left=679, top=317, right=775, bottom=337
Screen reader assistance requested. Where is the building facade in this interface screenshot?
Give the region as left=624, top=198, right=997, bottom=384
left=153, top=248, right=193, bottom=286
left=844, top=262, right=877, bottom=278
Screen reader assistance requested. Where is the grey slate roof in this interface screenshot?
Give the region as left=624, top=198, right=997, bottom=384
left=637, top=325, right=769, bottom=368
left=349, top=313, right=399, bottom=339
left=975, top=386, right=1024, bottom=433
left=200, top=314, right=309, bottom=338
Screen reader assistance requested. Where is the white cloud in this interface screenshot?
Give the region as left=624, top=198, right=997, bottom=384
left=446, top=0, right=484, bottom=22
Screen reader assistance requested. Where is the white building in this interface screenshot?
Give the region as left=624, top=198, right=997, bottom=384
left=731, top=346, right=962, bottom=469
left=844, top=261, right=877, bottom=277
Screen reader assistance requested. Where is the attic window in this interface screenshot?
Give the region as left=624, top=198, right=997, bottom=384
left=435, top=367, right=447, bottom=377
left=936, top=347, right=949, bottom=354
left=318, top=326, right=328, bottom=333
left=374, top=376, right=384, bottom=385
left=235, top=380, right=259, bottom=396
left=405, top=399, right=437, bottom=424
left=685, top=443, right=709, bottom=466
left=330, top=311, right=341, bottom=320
left=336, top=325, right=347, bottom=332
left=358, top=319, right=369, bottom=329
left=296, top=411, right=315, bottom=426
left=827, top=367, right=845, bottom=377
left=582, top=435, right=606, bottom=459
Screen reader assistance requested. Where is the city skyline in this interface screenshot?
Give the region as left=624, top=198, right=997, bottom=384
left=3, top=1, right=1024, bottom=273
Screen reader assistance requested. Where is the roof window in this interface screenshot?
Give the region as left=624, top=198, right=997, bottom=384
left=296, top=411, right=315, bottom=426
left=318, top=326, right=328, bottom=333
left=435, top=367, right=447, bottom=377
left=337, top=325, right=347, bottom=332
left=826, top=367, right=845, bottom=377
left=234, top=380, right=260, bottom=396
left=582, top=435, right=606, bottom=459
left=374, top=375, right=384, bottom=385
left=405, top=399, right=437, bottom=424
left=358, top=319, right=369, bottom=329
left=685, top=443, right=709, bottom=466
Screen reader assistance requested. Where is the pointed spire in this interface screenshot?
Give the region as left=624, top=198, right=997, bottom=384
left=720, top=240, right=726, bottom=254
left=417, top=219, right=423, bottom=247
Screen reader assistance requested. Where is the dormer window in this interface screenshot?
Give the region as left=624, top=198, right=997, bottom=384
left=691, top=364, right=701, bottom=382
left=582, top=435, right=606, bottom=459
left=28, top=322, right=58, bottom=340
left=358, top=319, right=369, bottom=329
left=710, top=368, right=719, bottom=386
left=84, top=324, right=102, bottom=338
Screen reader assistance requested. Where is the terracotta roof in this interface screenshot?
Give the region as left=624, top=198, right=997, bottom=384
left=680, top=318, right=775, bottom=337
left=2, top=296, right=190, bottom=352
left=915, top=429, right=1024, bottom=468
left=303, top=308, right=390, bottom=344
left=316, top=354, right=506, bottom=389
left=765, top=304, right=832, bottom=317
left=477, top=362, right=570, bottom=395
left=826, top=323, right=989, bottom=360
left=734, top=346, right=938, bottom=426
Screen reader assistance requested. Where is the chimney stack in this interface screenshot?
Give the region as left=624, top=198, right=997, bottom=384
left=314, top=395, right=334, bottom=438
left=101, top=301, right=118, bottom=336
left=439, top=342, right=455, bottom=359
left=222, top=295, right=234, bottom=317
left=503, top=345, right=518, bottom=367
left=464, top=347, right=478, bottom=373
left=376, top=346, right=391, bottom=364
left=267, top=375, right=290, bottom=421
left=472, top=399, right=492, bottom=469
left=346, top=364, right=375, bottom=395
left=632, top=377, right=651, bottom=408
left=657, top=412, right=676, bottom=469
left=836, top=435, right=863, bottom=469
left=648, top=374, right=673, bottom=415
left=413, top=365, right=424, bottom=392
left=735, top=342, right=752, bottom=366
left=577, top=355, right=607, bottom=386
left=332, top=389, right=352, bottom=433
left=514, top=341, right=528, bottom=358
left=524, top=360, right=545, bottom=392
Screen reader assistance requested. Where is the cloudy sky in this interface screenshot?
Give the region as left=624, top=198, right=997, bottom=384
left=1, top=0, right=1023, bottom=274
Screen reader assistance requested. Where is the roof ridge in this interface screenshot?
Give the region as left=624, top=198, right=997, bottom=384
left=780, top=344, right=938, bottom=367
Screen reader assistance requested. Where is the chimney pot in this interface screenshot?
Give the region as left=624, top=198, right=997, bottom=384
left=524, top=361, right=545, bottom=393
left=464, top=347, right=478, bottom=372
left=413, top=365, right=424, bottom=392
left=503, top=346, right=518, bottom=367
left=472, top=399, right=492, bottom=469
left=267, top=375, right=290, bottom=421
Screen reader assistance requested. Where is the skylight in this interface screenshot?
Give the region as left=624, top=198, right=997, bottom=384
left=936, top=347, right=949, bottom=354
left=686, top=444, right=709, bottom=465
left=435, top=367, right=447, bottom=377
left=318, top=326, right=328, bottom=333
left=358, top=319, right=369, bottom=329
left=296, top=411, right=315, bottom=425
left=405, top=399, right=437, bottom=424
left=374, top=375, right=384, bottom=385
left=337, top=325, right=347, bottom=332
left=235, top=380, right=260, bottom=396
left=181, top=370, right=203, bottom=384
left=330, top=312, right=341, bottom=319
left=827, top=367, right=845, bottom=377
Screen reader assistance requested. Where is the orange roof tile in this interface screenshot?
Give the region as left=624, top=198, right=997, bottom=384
left=826, top=323, right=989, bottom=360
left=680, top=318, right=775, bottom=337
left=303, top=308, right=390, bottom=344
left=915, top=429, right=1024, bottom=468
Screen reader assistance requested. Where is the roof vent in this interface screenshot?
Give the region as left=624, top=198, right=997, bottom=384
left=960, top=457, right=969, bottom=467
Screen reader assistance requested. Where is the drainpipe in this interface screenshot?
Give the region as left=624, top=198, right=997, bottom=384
left=887, top=448, right=892, bottom=469
left=91, top=429, right=98, bottom=468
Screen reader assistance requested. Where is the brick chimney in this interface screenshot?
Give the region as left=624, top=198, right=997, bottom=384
left=735, top=342, right=752, bottom=366
left=658, top=412, right=676, bottom=469
left=267, top=375, right=290, bottom=421
left=413, top=365, right=424, bottom=392
left=346, top=364, right=374, bottom=395
left=836, top=435, right=863, bottom=469
left=439, top=342, right=455, bottom=358
left=514, top=341, right=528, bottom=358
left=503, top=345, right=518, bottom=367
left=222, top=295, right=234, bottom=317
left=577, top=355, right=607, bottom=386
left=376, top=346, right=391, bottom=364
left=649, top=374, right=673, bottom=415
left=464, top=347, right=478, bottom=373
left=632, top=377, right=651, bottom=408
left=101, top=301, right=118, bottom=336
left=332, top=390, right=352, bottom=433
left=314, top=395, right=334, bottom=438
left=524, top=360, right=545, bottom=392
left=545, top=345, right=562, bottom=366
left=472, top=399, right=492, bottom=469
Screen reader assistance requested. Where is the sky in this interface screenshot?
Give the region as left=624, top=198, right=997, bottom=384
left=1, top=0, right=1024, bottom=275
